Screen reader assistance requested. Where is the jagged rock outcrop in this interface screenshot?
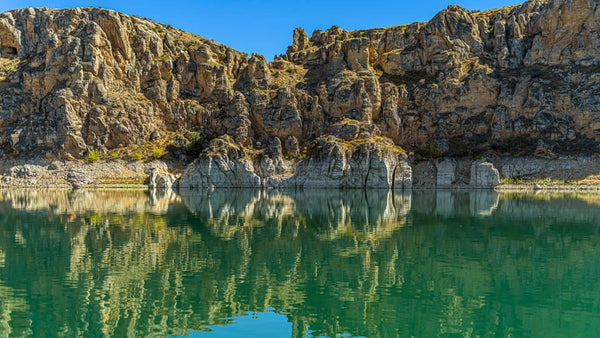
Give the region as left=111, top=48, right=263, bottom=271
left=179, top=135, right=262, bottom=188
left=1, top=1, right=600, bottom=188
left=178, top=134, right=412, bottom=189
left=287, top=135, right=412, bottom=189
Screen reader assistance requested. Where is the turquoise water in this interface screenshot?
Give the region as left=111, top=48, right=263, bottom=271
left=0, top=189, right=600, bottom=337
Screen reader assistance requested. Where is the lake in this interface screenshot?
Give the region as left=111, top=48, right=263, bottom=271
left=0, top=189, right=599, bottom=337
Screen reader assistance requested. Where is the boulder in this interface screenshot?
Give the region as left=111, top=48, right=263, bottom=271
left=147, top=168, right=175, bottom=189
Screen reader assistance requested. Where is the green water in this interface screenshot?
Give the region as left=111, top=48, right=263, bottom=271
left=0, top=189, right=600, bottom=337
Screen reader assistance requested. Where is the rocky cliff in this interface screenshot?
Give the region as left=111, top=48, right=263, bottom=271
left=1, top=0, right=600, bottom=188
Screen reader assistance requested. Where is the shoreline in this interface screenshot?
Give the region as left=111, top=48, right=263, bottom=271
left=495, top=184, right=600, bottom=192
left=3, top=183, right=600, bottom=193
left=2, top=155, right=600, bottom=192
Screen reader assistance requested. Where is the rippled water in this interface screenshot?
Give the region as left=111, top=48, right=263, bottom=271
left=1, top=189, right=600, bottom=337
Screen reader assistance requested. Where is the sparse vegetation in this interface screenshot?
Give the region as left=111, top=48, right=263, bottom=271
left=153, top=54, right=170, bottom=62
left=0, top=57, right=21, bottom=83
left=345, top=136, right=406, bottom=155
left=107, top=85, right=151, bottom=103
left=422, top=142, right=443, bottom=159
left=472, top=4, right=519, bottom=17
left=502, top=176, right=524, bottom=184
left=312, top=135, right=405, bottom=156
left=87, top=151, right=101, bottom=162
left=151, top=148, right=165, bottom=159
left=185, top=130, right=203, bottom=158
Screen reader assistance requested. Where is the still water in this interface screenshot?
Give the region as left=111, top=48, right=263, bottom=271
left=0, top=189, right=599, bottom=337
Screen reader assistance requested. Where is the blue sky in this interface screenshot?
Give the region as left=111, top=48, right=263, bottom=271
left=0, top=1, right=523, bottom=59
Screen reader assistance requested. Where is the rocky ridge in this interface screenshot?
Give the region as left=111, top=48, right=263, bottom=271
left=1, top=0, right=600, bottom=189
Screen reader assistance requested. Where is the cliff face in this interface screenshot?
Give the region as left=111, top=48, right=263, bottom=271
left=0, top=7, right=249, bottom=158
left=284, top=0, right=600, bottom=157
left=1, top=1, right=600, bottom=188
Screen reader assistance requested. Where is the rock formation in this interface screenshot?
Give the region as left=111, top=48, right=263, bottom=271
left=1, top=1, right=600, bottom=188
left=469, top=160, right=501, bottom=187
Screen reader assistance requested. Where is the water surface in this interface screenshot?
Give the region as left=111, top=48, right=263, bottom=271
left=1, top=189, right=600, bottom=337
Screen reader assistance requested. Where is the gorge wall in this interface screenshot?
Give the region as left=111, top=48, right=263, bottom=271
left=1, top=0, right=600, bottom=188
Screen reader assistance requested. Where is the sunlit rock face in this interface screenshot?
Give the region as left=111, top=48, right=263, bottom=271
left=2, top=1, right=600, bottom=188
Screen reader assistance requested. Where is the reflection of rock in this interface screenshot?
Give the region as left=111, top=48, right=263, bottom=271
left=148, top=188, right=178, bottom=212
left=293, top=189, right=412, bottom=239
left=180, top=189, right=412, bottom=239
left=435, top=190, right=455, bottom=216
left=469, top=191, right=499, bottom=216
left=0, top=189, right=179, bottom=214
left=3, top=189, right=600, bottom=337
left=414, top=190, right=500, bottom=218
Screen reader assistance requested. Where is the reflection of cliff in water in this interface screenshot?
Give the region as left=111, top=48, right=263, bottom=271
left=0, top=190, right=599, bottom=336
left=0, top=189, right=180, bottom=215
left=180, top=189, right=412, bottom=241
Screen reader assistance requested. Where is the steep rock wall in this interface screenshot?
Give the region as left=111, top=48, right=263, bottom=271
left=0, top=1, right=599, bottom=187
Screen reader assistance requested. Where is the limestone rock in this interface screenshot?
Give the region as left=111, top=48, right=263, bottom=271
left=288, top=136, right=411, bottom=189
left=499, top=156, right=595, bottom=181
left=67, top=170, right=93, bottom=189
left=394, top=162, right=413, bottom=189
left=470, top=160, right=500, bottom=187
left=178, top=136, right=262, bottom=189
left=179, top=156, right=261, bottom=189
left=9, top=164, right=45, bottom=178
left=147, top=168, right=175, bottom=189
left=436, top=159, right=456, bottom=186
left=1, top=3, right=600, bottom=188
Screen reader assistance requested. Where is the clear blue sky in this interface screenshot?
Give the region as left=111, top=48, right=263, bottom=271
left=0, top=0, right=524, bottom=59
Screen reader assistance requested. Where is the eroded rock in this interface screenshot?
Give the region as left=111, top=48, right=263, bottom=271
left=470, top=160, right=500, bottom=187
left=0, top=3, right=599, bottom=189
